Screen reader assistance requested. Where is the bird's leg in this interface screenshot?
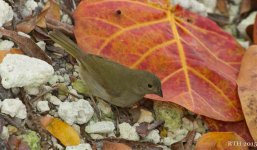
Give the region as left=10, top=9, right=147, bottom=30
left=88, top=94, right=102, bottom=121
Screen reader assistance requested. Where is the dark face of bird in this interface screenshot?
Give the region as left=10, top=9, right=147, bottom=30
left=138, top=71, right=163, bottom=97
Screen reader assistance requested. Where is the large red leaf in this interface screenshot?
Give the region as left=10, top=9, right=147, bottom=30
left=73, top=0, right=244, bottom=121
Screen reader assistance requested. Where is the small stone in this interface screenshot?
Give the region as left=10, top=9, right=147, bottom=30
left=36, top=41, right=46, bottom=51
left=173, top=129, right=188, bottom=141
left=0, top=126, right=9, bottom=140
left=21, top=0, right=38, bottom=17
left=97, top=100, right=113, bottom=118
left=1, top=98, right=27, bottom=119
left=85, top=121, right=115, bottom=134
left=66, top=143, right=92, bottom=150
left=238, top=12, right=257, bottom=37
left=24, top=86, right=40, bottom=95
left=0, top=0, right=13, bottom=27
left=118, top=123, right=139, bottom=141
left=11, top=88, right=20, bottom=95
left=18, top=32, right=31, bottom=38
left=64, top=74, right=70, bottom=83
left=194, top=132, right=202, bottom=141
left=162, top=137, right=177, bottom=146
left=90, top=134, right=104, bottom=140
left=58, top=99, right=94, bottom=125
left=0, top=40, right=14, bottom=50
left=49, top=75, right=59, bottom=85
left=37, top=101, right=50, bottom=112
left=61, top=14, right=72, bottom=25
left=182, top=117, right=194, bottom=131
left=72, top=124, right=81, bottom=135
left=65, top=63, right=73, bottom=71
left=49, top=95, right=62, bottom=106
left=137, top=109, right=154, bottom=123
left=144, top=129, right=160, bottom=144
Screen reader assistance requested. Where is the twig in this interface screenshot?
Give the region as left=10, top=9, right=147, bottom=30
left=30, top=86, right=58, bottom=103
left=0, top=114, right=25, bottom=132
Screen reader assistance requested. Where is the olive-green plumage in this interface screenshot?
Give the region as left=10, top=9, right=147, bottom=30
left=49, top=31, right=162, bottom=107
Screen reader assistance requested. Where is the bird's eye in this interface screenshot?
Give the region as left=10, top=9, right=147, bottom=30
left=148, top=84, right=153, bottom=88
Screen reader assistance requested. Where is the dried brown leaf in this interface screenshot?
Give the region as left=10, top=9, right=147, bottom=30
left=16, top=17, right=37, bottom=33
left=0, top=28, right=52, bottom=64
left=216, top=0, right=228, bottom=15
left=46, top=17, right=74, bottom=35
left=103, top=141, right=131, bottom=150
left=253, top=14, right=257, bottom=44
left=237, top=45, right=257, bottom=142
left=37, top=0, right=60, bottom=28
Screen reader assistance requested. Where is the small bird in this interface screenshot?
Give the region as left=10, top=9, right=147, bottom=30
left=49, top=31, right=162, bottom=107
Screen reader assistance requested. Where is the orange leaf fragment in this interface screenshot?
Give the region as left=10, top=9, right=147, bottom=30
left=73, top=0, right=244, bottom=121
left=237, top=45, right=257, bottom=142
left=195, top=132, right=248, bottom=150
left=0, top=48, right=23, bottom=62
left=40, top=116, right=80, bottom=146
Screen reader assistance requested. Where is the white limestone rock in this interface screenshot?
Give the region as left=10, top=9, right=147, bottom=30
left=0, top=40, right=14, bottom=50
left=36, top=41, right=46, bottom=51
left=66, top=143, right=92, bottom=150
left=118, top=123, right=139, bottom=141
left=24, top=86, right=40, bottom=95
left=0, top=54, right=54, bottom=89
left=0, top=126, right=9, bottom=140
left=238, top=12, right=257, bottom=37
left=21, top=0, right=38, bottom=17
left=37, top=101, right=50, bottom=112
left=1, top=98, right=27, bottom=119
left=48, top=95, right=62, bottom=106
left=0, top=0, right=13, bottom=27
left=85, top=121, right=115, bottom=134
left=137, top=109, right=154, bottom=123
left=17, top=32, right=31, bottom=38
left=172, top=0, right=207, bottom=16
left=144, top=129, right=160, bottom=144
left=58, top=99, right=94, bottom=125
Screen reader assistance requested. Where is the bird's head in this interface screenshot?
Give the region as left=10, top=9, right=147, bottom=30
left=137, top=71, right=163, bottom=97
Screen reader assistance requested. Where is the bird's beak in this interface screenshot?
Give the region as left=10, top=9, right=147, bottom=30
left=157, top=89, right=163, bottom=97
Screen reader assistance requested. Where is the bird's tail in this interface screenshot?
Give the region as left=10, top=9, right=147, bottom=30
left=48, top=30, right=84, bottom=60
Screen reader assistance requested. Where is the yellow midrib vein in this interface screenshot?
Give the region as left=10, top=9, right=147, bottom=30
left=168, top=10, right=194, bottom=107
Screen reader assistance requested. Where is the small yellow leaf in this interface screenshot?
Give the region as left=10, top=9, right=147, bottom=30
left=41, top=116, right=80, bottom=146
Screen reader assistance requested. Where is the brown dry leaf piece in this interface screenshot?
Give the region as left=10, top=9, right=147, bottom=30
left=46, top=17, right=74, bottom=35
left=16, top=17, right=37, bottom=33
left=37, top=0, right=61, bottom=28
left=0, top=28, right=52, bottom=64
left=237, top=45, right=257, bottom=142
left=240, top=0, right=257, bottom=16
left=136, top=120, right=164, bottom=137
left=253, top=14, right=257, bottom=44
left=216, top=0, right=228, bottom=16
